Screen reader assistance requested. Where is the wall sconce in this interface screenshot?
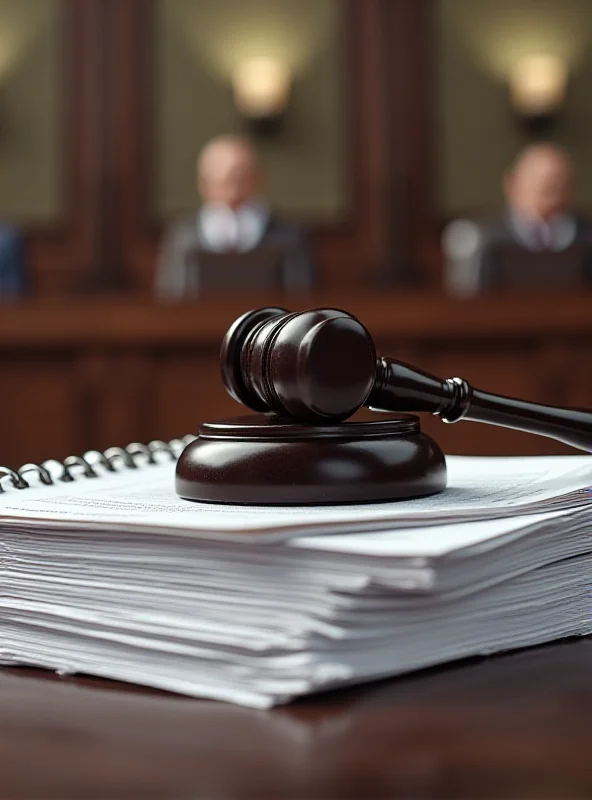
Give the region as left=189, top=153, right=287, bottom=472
left=232, top=57, right=292, bottom=134
left=509, top=54, right=568, bottom=135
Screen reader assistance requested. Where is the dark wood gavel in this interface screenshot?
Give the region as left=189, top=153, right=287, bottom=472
left=221, top=306, right=592, bottom=453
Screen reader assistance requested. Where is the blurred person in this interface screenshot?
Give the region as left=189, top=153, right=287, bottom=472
left=458, top=143, right=592, bottom=293
left=0, top=225, right=26, bottom=300
left=155, top=135, right=315, bottom=299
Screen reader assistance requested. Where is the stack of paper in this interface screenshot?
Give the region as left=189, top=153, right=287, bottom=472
left=1, top=454, right=591, bottom=707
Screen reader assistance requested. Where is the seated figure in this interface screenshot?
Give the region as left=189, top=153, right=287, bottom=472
left=445, top=143, right=592, bottom=295
left=155, top=135, right=316, bottom=299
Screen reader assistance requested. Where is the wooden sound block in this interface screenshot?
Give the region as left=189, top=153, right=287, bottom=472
left=176, top=414, right=447, bottom=505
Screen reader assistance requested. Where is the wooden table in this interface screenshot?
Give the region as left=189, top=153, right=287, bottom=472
left=1, top=639, right=591, bottom=799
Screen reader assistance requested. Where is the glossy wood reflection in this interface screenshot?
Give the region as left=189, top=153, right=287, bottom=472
left=1, top=638, right=591, bottom=799
left=176, top=415, right=446, bottom=504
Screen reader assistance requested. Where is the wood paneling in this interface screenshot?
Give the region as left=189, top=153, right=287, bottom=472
left=108, top=0, right=434, bottom=293
left=26, top=0, right=105, bottom=295
left=151, top=351, right=240, bottom=442
left=1, top=355, right=80, bottom=465
left=390, top=0, right=439, bottom=286
left=1, top=292, right=592, bottom=468
left=21, top=0, right=438, bottom=293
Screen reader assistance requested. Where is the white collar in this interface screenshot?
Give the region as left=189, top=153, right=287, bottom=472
left=198, top=201, right=270, bottom=252
left=508, top=210, right=576, bottom=251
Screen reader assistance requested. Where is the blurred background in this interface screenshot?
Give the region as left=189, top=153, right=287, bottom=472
left=2, top=0, right=592, bottom=467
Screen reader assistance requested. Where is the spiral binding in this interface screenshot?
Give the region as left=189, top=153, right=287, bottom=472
left=0, top=435, right=197, bottom=493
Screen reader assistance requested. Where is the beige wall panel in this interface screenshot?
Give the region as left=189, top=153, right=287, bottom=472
left=435, top=0, right=592, bottom=216
left=153, top=0, right=347, bottom=222
left=0, top=0, right=62, bottom=223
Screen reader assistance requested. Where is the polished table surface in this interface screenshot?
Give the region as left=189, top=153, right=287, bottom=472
left=1, top=639, right=591, bottom=799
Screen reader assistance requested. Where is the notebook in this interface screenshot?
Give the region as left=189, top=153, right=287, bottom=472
left=1, top=436, right=592, bottom=707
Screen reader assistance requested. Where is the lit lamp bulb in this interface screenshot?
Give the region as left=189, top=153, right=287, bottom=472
left=509, top=54, right=568, bottom=120
left=232, top=57, right=292, bottom=124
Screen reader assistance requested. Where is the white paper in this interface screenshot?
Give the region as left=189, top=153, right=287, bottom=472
left=1, top=455, right=592, bottom=541
left=2, top=452, right=592, bottom=708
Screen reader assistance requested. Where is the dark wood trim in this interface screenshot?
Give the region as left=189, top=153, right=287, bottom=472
left=389, top=0, right=439, bottom=287
left=89, top=0, right=125, bottom=289
left=90, top=0, right=156, bottom=294
left=4, top=291, right=592, bottom=346
left=115, top=0, right=159, bottom=293
left=26, top=0, right=104, bottom=295
left=313, top=0, right=396, bottom=288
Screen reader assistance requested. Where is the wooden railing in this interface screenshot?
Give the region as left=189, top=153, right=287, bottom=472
left=2, top=291, right=591, bottom=467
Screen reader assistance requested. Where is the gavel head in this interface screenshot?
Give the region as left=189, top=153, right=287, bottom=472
left=220, top=307, right=377, bottom=422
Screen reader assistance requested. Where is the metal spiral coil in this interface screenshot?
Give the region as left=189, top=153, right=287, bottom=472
left=0, top=434, right=197, bottom=493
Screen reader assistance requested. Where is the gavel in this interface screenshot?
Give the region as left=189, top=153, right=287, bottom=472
left=221, top=306, right=592, bottom=453
left=176, top=306, right=592, bottom=505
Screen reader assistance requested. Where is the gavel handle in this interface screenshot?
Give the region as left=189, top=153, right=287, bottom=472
left=368, top=358, right=592, bottom=453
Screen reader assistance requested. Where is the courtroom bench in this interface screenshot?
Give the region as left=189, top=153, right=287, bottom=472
left=1, top=290, right=591, bottom=466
